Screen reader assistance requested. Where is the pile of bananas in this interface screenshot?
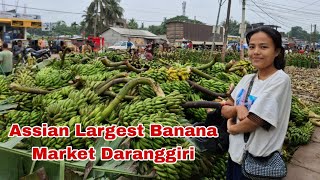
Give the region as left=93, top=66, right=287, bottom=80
left=151, top=140, right=215, bottom=180
left=212, top=62, right=226, bottom=73
left=228, top=59, right=255, bottom=77
left=35, top=67, right=71, bottom=89
left=167, top=67, right=191, bottom=81
left=69, top=64, right=104, bottom=76
left=0, top=128, right=10, bottom=143
left=3, top=110, right=42, bottom=128
left=210, top=155, right=228, bottom=180
left=140, top=67, right=168, bottom=84
left=185, top=93, right=207, bottom=122
left=198, top=79, right=229, bottom=94
left=139, top=81, right=192, bottom=99
left=286, top=121, right=314, bottom=146
left=130, top=112, right=185, bottom=149
left=119, top=91, right=185, bottom=126
left=290, top=96, right=309, bottom=126
left=12, top=71, right=36, bottom=87
left=40, top=115, right=95, bottom=150
left=13, top=93, right=36, bottom=111
left=44, top=99, right=78, bottom=125
left=215, top=72, right=241, bottom=84
left=0, top=75, right=10, bottom=100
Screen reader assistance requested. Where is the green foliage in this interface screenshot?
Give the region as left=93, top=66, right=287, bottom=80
left=288, top=26, right=310, bottom=40
left=128, top=18, right=139, bottom=29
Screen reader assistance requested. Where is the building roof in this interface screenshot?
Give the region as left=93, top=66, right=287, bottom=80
left=108, top=27, right=157, bottom=38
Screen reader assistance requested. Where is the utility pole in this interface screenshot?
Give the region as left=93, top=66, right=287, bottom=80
left=182, top=1, right=186, bottom=16
left=210, top=0, right=223, bottom=59
left=240, top=0, right=246, bottom=60
left=2, top=0, right=5, bottom=11
left=314, top=24, right=316, bottom=48
left=310, top=24, right=313, bottom=46
left=221, top=0, right=232, bottom=62
left=93, top=0, right=98, bottom=37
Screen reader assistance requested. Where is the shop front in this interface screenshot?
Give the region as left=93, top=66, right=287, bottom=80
left=0, top=11, right=42, bottom=48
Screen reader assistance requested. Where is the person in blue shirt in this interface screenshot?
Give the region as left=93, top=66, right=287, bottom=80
left=127, top=38, right=133, bottom=53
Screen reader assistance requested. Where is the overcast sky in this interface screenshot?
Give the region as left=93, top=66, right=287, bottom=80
left=6, top=0, right=320, bottom=33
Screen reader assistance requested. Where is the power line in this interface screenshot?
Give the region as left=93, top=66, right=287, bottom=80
left=249, top=1, right=320, bottom=16
left=288, top=0, right=320, bottom=12
left=249, top=0, right=290, bottom=28
left=2, top=3, right=84, bottom=15
left=248, top=8, right=310, bottom=28
left=247, top=1, right=320, bottom=26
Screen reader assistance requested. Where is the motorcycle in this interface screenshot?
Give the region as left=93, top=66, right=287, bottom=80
left=22, top=48, right=51, bottom=63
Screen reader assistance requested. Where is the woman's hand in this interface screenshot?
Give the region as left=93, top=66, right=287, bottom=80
left=221, top=105, right=237, bottom=119
left=236, top=105, right=249, bottom=121
left=227, top=118, right=236, bottom=135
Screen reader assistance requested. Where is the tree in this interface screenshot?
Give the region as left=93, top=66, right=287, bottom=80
left=288, top=26, right=310, bottom=40
left=148, top=25, right=166, bottom=35
left=128, top=18, right=138, bottom=29
left=83, top=0, right=124, bottom=36
left=166, top=15, right=204, bottom=24
left=220, top=19, right=250, bottom=36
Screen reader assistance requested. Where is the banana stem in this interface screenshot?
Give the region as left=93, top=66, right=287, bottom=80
left=196, top=55, right=217, bottom=70
left=182, top=101, right=221, bottom=108
left=60, top=47, right=71, bottom=69
left=103, top=91, right=135, bottom=100
left=100, top=57, right=126, bottom=67
left=158, top=59, right=171, bottom=68
left=228, top=66, right=244, bottom=72
left=108, top=65, right=128, bottom=71
left=225, top=60, right=236, bottom=70
left=9, top=83, right=51, bottom=94
left=101, top=78, right=164, bottom=119
left=95, top=73, right=128, bottom=90
left=124, top=60, right=148, bottom=73
left=190, top=68, right=218, bottom=80
left=81, top=57, right=91, bottom=63
left=73, top=76, right=85, bottom=88
left=96, top=78, right=131, bottom=96
left=187, top=80, right=228, bottom=98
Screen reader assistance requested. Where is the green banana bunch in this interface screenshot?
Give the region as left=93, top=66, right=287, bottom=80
left=212, top=62, right=226, bottom=73
left=5, top=110, right=30, bottom=127
left=45, top=99, right=78, bottom=125
left=139, top=81, right=192, bottom=99
left=198, top=79, right=229, bottom=98
left=0, top=127, right=11, bottom=143
left=290, top=96, right=309, bottom=126
left=286, top=121, right=314, bottom=146
left=13, top=71, right=36, bottom=87
left=140, top=67, right=168, bottom=84
left=13, top=93, right=35, bottom=111
left=35, top=67, right=70, bottom=89
left=0, top=75, right=10, bottom=100
left=185, top=93, right=207, bottom=123
left=210, top=154, right=228, bottom=180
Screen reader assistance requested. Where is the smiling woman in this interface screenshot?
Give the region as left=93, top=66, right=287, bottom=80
left=221, top=26, right=291, bottom=180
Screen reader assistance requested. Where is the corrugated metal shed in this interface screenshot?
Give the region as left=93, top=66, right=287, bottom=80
left=109, top=27, right=157, bottom=38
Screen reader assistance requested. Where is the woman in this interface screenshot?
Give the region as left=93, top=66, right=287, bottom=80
left=221, top=26, right=292, bottom=179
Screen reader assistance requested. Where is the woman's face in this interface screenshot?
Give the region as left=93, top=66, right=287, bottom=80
left=248, top=32, right=279, bottom=70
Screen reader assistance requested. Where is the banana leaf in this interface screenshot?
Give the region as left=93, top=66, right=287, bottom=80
left=0, top=137, right=154, bottom=179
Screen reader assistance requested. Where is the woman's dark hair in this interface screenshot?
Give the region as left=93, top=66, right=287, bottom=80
left=246, top=26, right=285, bottom=70
left=2, top=43, right=8, bottom=48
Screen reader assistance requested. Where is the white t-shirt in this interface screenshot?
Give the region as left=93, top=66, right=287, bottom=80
left=229, top=70, right=292, bottom=164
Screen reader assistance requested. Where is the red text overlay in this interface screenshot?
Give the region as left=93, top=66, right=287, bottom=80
left=8, top=123, right=218, bottom=139
left=32, top=146, right=195, bottom=163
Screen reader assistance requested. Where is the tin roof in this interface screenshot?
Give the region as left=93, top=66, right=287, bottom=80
left=109, top=27, right=157, bottom=38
